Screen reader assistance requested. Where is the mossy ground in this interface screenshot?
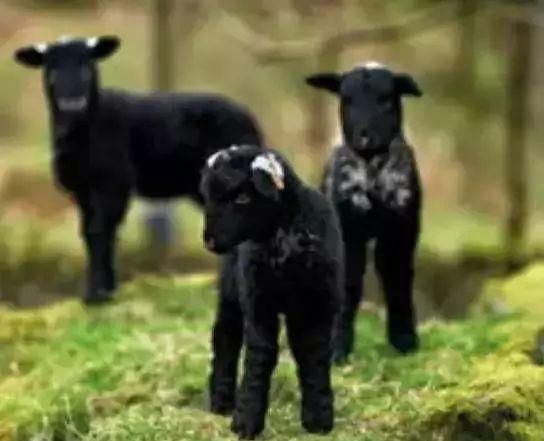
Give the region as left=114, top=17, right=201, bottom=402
left=0, top=271, right=542, bottom=441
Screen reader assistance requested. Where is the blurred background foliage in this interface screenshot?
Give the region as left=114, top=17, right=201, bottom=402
left=0, top=0, right=543, bottom=314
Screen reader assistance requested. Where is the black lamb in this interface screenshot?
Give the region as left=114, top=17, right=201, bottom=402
left=13, top=35, right=262, bottom=304
left=305, top=62, right=423, bottom=361
left=200, top=145, right=343, bottom=439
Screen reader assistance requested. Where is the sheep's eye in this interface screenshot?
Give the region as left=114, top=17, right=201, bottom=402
left=234, top=193, right=251, bottom=205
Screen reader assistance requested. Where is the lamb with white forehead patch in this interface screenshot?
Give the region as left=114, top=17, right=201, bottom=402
left=200, top=144, right=344, bottom=439
left=13, top=35, right=263, bottom=304
left=306, top=62, right=423, bottom=360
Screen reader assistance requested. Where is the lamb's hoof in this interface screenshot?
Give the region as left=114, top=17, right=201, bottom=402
left=302, top=408, right=333, bottom=434
left=83, top=289, right=114, bottom=306
left=231, top=411, right=264, bottom=440
left=389, top=332, right=419, bottom=354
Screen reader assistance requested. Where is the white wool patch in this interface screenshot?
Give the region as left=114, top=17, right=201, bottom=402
left=59, top=35, right=74, bottom=44
left=357, top=61, right=386, bottom=70
left=86, top=37, right=99, bottom=48
left=251, top=153, right=285, bottom=190
left=35, top=43, right=48, bottom=53
left=207, top=150, right=228, bottom=168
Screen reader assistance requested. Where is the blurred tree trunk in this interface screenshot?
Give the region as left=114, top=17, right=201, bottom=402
left=454, top=0, right=479, bottom=207
left=304, top=44, right=340, bottom=180
left=151, top=0, right=176, bottom=91
left=504, top=6, right=535, bottom=271
left=147, top=0, right=178, bottom=254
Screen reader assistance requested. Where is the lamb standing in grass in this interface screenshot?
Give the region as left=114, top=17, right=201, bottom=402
left=306, top=63, right=423, bottom=361
left=200, top=145, right=344, bottom=439
left=14, top=35, right=262, bottom=304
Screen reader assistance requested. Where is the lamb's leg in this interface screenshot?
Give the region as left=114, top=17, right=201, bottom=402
left=77, top=190, right=129, bottom=304
left=210, top=257, right=243, bottom=414
left=231, top=316, right=279, bottom=440
left=287, top=316, right=334, bottom=434
left=375, top=235, right=419, bottom=353
left=332, top=240, right=367, bottom=364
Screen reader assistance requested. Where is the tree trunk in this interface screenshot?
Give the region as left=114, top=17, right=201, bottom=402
left=504, top=9, right=535, bottom=271
left=453, top=0, right=479, bottom=207
left=151, top=0, right=176, bottom=91
left=147, top=0, right=178, bottom=255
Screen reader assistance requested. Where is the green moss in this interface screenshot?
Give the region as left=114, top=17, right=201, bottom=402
left=410, top=345, right=544, bottom=441
left=0, top=274, right=542, bottom=441
left=479, top=263, right=544, bottom=317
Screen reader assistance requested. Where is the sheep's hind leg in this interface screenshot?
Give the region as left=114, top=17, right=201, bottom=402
left=332, top=240, right=367, bottom=364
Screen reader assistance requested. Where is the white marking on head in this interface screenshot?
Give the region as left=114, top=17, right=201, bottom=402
left=357, top=61, right=386, bottom=70
left=251, top=153, right=285, bottom=190
left=35, top=43, right=48, bottom=53
left=207, top=150, right=228, bottom=168
left=59, top=35, right=74, bottom=44
left=87, top=37, right=99, bottom=48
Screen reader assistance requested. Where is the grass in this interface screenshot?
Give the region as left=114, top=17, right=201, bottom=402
left=0, top=272, right=542, bottom=441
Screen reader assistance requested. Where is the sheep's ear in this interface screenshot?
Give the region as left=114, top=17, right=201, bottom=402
left=251, top=153, right=285, bottom=201
left=252, top=170, right=280, bottom=201
left=395, top=73, right=422, bottom=97
left=305, top=72, right=342, bottom=94
left=14, top=44, right=47, bottom=68
left=88, top=36, right=120, bottom=60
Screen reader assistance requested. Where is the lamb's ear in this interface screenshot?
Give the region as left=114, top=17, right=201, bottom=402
left=14, top=44, right=47, bottom=68
left=88, top=36, right=120, bottom=60
left=395, top=73, right=422, bottom=97
left=251, top=153, right=285, bottom=201
left=305, top=72, right=342, bottom=94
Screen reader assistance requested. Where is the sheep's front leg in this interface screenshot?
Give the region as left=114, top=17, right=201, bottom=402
left=231, top=315, right=279, bottom=440
left=210, top=259, right=243, bottom=414
left=287, top=315, right=334, bottom=434
left=375, top=233, right=419, bottom=353
left=77, top=190, right=129, bottom=304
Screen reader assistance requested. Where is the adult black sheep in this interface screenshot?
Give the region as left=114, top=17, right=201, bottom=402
left=14, top=35, right=263, bottom=304
left=306, top=62, right=423, bottom=360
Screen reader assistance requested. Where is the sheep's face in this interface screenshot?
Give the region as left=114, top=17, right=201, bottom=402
left=306, top=63, right=421, bottom=157
left=200, top=145, right=285, bottom=254
left=14, top=36, right=120, bottom=116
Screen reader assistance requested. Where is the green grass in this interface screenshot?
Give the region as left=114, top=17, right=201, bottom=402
left=0, top=273, right=542, bottom=441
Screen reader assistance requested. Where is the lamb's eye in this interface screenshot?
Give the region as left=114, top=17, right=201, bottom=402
left=234, top=193, right=251, bottom=205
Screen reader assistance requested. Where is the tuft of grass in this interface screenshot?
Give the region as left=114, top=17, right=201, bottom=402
left=0, top=272, right=542, bottom=441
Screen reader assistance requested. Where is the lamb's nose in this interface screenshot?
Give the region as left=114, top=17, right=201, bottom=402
left=358, top=129, right=370, bottom=147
